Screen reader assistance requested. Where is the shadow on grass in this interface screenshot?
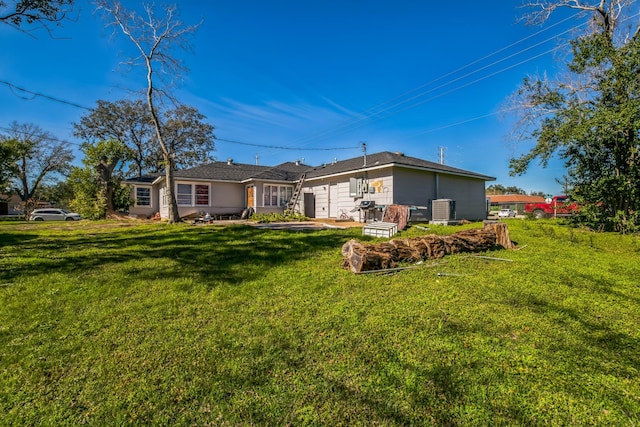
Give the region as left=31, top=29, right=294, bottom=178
left=0, top=224, right=356, bottom=289
left=492, top=285, right=640, bottom=421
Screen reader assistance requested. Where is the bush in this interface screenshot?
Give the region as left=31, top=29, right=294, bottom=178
left=568, top=203, right=640, bottom=234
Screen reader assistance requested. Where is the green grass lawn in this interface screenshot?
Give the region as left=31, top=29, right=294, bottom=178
left=1, top=220, right=639, bottom=426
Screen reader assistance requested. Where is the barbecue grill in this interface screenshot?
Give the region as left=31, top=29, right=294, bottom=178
left=351, top=200, right=377, bottom=221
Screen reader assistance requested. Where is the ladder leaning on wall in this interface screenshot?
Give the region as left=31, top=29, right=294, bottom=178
left=285, top=173, right=306, bottom=215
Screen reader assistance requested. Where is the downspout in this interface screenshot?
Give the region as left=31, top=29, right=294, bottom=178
left=435, top=173, right=440, bottom=199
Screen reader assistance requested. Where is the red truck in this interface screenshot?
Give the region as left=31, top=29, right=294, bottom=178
left=524, top=196, right=580, bottom=219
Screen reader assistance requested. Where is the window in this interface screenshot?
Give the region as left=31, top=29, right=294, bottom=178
left=135, top=187, right=151, bottom=207
left=176, top=183, right=210, bottom=206
left=280, top=186, right=292, bottom=207
left=177, top=184, right=192, bottom=205
left=264, top=184, right=293, bottom=207
left=195, top=184, right=209, bottom=206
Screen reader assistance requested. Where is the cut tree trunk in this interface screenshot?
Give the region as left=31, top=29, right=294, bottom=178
left=342, top=221, right=515, bottom=273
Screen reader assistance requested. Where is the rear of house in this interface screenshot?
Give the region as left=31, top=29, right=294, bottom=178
left=299, top=152, right=493, bottom=222
left=125, top=151, right=494, bottom=222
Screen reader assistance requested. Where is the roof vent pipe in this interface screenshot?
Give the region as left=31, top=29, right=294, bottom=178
left=227, top=158, right=233, bottom=165
left=295, top=159, right=300, bottom=166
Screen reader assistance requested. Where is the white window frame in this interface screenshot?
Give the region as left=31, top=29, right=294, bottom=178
left=134, top=186, right=151, bottom=207
left=263, top=184, right=293, bottom=207
left=177, top=183, right=193, bottom=206
left=175, top=182, right=211, bottom=207
left=194, top=183, right=210, bottom=207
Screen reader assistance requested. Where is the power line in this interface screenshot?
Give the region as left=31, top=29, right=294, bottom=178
left=216, top=137, right=359, bottom=151
left=289, top=19, right=588, bottom=147
left=0, top=80, right=92, bottom=110
left=0, top=124, right=83, bottom=148
left=351, top=11, right=582, bottom=119
left=292, top=10, right=640, bottom=145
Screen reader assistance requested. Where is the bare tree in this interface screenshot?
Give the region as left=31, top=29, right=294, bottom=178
left=96, top=1, right=201, bottom=223
left=1, top=0, right=74, bottom=35
left=0, top=121, right=73, bottom=216
left=519, top=0, right=633, bottom=38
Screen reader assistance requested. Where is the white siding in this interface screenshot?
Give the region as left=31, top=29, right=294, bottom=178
left=328, top=183, right=338, bottom=218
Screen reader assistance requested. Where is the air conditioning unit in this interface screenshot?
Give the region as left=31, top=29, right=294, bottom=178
left=432, top=199, right=456, bottom=221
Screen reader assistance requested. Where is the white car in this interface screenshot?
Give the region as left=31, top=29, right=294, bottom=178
left=29, top=208, right=82, bottom=221
left=497, top=208, right=516, bottom=218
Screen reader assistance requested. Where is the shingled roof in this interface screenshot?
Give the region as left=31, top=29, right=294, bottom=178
left=172, top=161, right=273, bottom=181
left=124, top=174, right=162, bottom=184
left=125, top=152, right=494, bottom=184
left=304, top=151, right=494, bottom=181
left=250, top=162, right=311, bottom=182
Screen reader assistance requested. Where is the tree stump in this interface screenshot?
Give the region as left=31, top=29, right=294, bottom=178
left=342, top=221, right=514, bottom=273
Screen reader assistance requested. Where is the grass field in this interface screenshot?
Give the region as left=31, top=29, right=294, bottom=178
left=1, top=220, right=639, bottom=425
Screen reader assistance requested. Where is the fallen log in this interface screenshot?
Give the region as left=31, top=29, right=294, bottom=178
left=342, top=221, right=515, bottom=273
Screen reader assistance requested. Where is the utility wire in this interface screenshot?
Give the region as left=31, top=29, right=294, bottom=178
left=0, top=80, right=92, bottom=110
left=290, top=10, right=640, bottom=146
left=290, top=19, right=588, bottom=147
left=216, top=138, right=359, bottom=151
left=351, top=11, right=582, bottom=118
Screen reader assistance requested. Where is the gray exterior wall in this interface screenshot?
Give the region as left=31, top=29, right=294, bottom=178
left=437, top=174, right=488, bottom=220
left=392, top=168, right=437, bottom=206
left=378, top=167, right=487, bottom=220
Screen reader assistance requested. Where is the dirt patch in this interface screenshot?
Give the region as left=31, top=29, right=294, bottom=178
left=311, top=218, right=364, bottom=228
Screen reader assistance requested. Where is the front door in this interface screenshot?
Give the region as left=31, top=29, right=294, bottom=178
left=246, top=186, right=254, bottom=208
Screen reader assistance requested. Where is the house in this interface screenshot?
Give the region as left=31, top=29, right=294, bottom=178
left=0, top=194, right=24, bottom=216
left=487, top=194, right=545, bottom=215
left=126, top=151, right=495, bottom=221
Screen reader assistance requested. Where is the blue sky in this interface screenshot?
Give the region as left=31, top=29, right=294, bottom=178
left=1, top=1, right=583, bottom=195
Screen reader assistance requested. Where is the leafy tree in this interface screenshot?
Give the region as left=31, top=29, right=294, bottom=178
left=73, top=99, right=153, bottom=177
left=0, top=0, right=73, bottom=33
left=69, top=139, right=133, bottom=219
left=510, top=0, right=640, bottom=232
left=96, top=1, right=201, bottom=223
left=0, top=140, right=18, bottom=195
left=73, top=99, right=215, bottom=176
left=68, top=166, right=106, bottom=220
left=486, top=184, right=528, bottom=195
left=486, top=184, right=506, bottom=195
left=153, top=104, right=215, bottom=171
left=36, top=180, right=74, bottom=208
left=0, top=122, right=73, bottom=216
left=504, top=186, right=527, bottom=195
